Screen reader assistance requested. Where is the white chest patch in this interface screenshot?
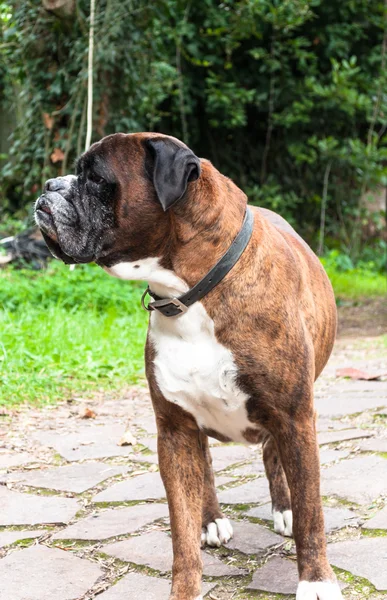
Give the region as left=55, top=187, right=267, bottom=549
left=106, top=257, right=255, bottom=443
left=149, top=301, right=252, bottom=442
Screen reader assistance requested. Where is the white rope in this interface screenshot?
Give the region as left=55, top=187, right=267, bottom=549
left=85, top=0, right=95, bottom=152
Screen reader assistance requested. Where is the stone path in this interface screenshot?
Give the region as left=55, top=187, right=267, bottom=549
left=0, top=337, right=386, bottom=599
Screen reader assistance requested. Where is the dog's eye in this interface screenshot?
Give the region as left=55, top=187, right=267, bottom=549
left=88, top=173, right=105, bottom=185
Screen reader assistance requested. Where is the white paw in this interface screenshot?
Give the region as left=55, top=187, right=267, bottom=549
left=201, top=517, right=233, bottom=547
left=296, top=581, right=343, bottom=600
left=273, top=509, right=293, bottom=537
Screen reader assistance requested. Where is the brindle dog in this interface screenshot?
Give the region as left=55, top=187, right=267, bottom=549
left=35, top=133, right=341, bottom=600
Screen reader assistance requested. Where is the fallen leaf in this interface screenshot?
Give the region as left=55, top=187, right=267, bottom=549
left=50, top=147, right=65, bottom=163
left=118, top=430, right=137, bottom=446
left=78, top=406, right=96, bottom=419
left=336, top=368, right=386, bottom=381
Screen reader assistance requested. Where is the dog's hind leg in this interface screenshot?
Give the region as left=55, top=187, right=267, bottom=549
left=200, top=434, right=233, bottom=547
left=263, top=435, right=293, bottom=537
left=274, top=397, right=343, bottom=599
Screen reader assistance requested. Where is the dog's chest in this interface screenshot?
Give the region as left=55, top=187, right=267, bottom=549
left=149, top=303, right=252, bottom=443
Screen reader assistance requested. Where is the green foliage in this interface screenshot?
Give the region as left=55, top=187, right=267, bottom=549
left=0, top=262, right=148, bottom=405
left=0, top=260, right=145, bottom=311
left=1, top=0, right=387, bottom=260
left=321, top=250, right=387, bottom=299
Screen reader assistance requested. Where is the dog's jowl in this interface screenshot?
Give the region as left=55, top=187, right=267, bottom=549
left=35, top=132, right=342, bottom=600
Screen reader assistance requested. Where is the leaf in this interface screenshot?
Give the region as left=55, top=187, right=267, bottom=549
left=335, top=368, right=386, bottom=381
left=50, top=148, right=65, bottom=163
left=118, top=429, right=137, bottom=446
left=43, top=113, right=54, bottom=130
left=78, top=406, right=96, bottom=419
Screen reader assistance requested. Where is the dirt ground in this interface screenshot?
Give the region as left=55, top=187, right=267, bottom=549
left=337, top=297, right=387, bottom=338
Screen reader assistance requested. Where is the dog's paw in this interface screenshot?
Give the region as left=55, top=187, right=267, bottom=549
left=201, top=518, right=233, bottom=547
left=296, top=581, right=343, bottom=600
left=273, top=509, right=293, bottom=537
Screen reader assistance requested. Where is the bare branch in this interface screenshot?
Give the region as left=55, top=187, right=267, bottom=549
left=85, top=0, right=96, bottom=152
left=318, top=160, right=332, bottom=256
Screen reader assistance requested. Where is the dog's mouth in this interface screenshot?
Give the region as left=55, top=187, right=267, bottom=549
left=35, top=195, right=80, bottom=265
left=41, top=231, right=79, bottom=265
left=35, top=195, right=58, bottom=236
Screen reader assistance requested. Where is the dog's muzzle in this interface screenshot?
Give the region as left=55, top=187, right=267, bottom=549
left=35, top=175, right=93, bottom=264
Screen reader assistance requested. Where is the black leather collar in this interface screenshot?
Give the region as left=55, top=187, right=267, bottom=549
left=141, top=206, right=254, bottom=317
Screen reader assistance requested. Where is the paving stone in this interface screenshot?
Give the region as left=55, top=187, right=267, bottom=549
left=247, top=555, right=346, bottom=594
left=0, top=487, right=79, bottom=526
left=321, top=455, right=387, bottom=504
left=96, top=398, right=134, bottom=418
left=362, top=505, right=387, bottom=530
left=0, top=544, right=102, bottom=600
left=132, top=437, right=158, bottom=464
left=139, top=437, right=157, bottom=453
left=94, top=472, right=165, bottom=502
left=218, top=477, right=270, bottom=505
left=247, top=556, right=299, bottom=594
left=130, top=452, right=158, bottom=465
left=245, top=502, right=273, bottom=522
left=328, top=537, right=387, bottom=591
left=333, top=380, right=387, bottom=393
left=53, top=503, right=169, bottom=540
left=133, top=416, right=158, bottom=435
left=317, top=418, right=353, bottom=432
left=102, top=530, right=243, bottom=576
left=7, top=462, right=127, bottom=493
left=232, top=459, right=265, bottom=476
left=358, top=438, right=387, bottom=453
left=201, top=548, right=244, bottom=577
left=315, top=392, right=387, bottom=417
left=227, top=521, right=283, bottom=554
left=0, top=452, right=38, bottom=469
left=246, top=504, right=358, bottom=532
left=318, top=428, right=373, bottom=445
left=319, top=449, right=349, bottom=464
left=97, top=572, right=215, bottom=600
left=0, top=530, right=46, bottom=548
left=210, top=444, right=258, bottom=472
left=215, top=475, right=235, bottom=487
left=33, top=424, right=134, bottom=461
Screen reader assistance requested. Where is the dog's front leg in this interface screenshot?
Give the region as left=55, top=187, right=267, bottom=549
left=156, top=409, right=204, bottom=600
left=274, top=406, right=343, bottom=600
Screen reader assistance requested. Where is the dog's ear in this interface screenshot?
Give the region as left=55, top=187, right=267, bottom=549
left=146, top=138, right=201, bottom=211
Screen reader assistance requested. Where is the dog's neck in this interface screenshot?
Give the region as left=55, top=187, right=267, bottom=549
left=160, top=161, right=248, bottom=291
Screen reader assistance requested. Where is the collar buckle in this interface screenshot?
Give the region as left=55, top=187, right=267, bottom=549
left=141, top=287, right=188, bottom=316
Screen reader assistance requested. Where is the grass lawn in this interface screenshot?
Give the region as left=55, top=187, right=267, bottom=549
left=0, top=258, right=385, bottom=406
left=0, top=262, right=148, bottom=406
left=323, top=265, right=386, bottom=300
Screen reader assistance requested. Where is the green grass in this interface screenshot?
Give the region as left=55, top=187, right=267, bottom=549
left=0, top=262, right=148, bottom=405
left=323, top=266, right=386, bottom=299
left=321, top=250, right=386, bottom=299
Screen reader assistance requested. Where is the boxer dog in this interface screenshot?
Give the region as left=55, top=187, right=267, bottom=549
left=35, top=132, right=341, bottom=600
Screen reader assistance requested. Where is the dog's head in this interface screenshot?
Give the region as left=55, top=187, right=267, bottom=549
left=35, top=133, right=201, bottom=265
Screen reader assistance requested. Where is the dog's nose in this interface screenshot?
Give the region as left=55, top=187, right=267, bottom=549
left=44, top=178, right=67, bottom=193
